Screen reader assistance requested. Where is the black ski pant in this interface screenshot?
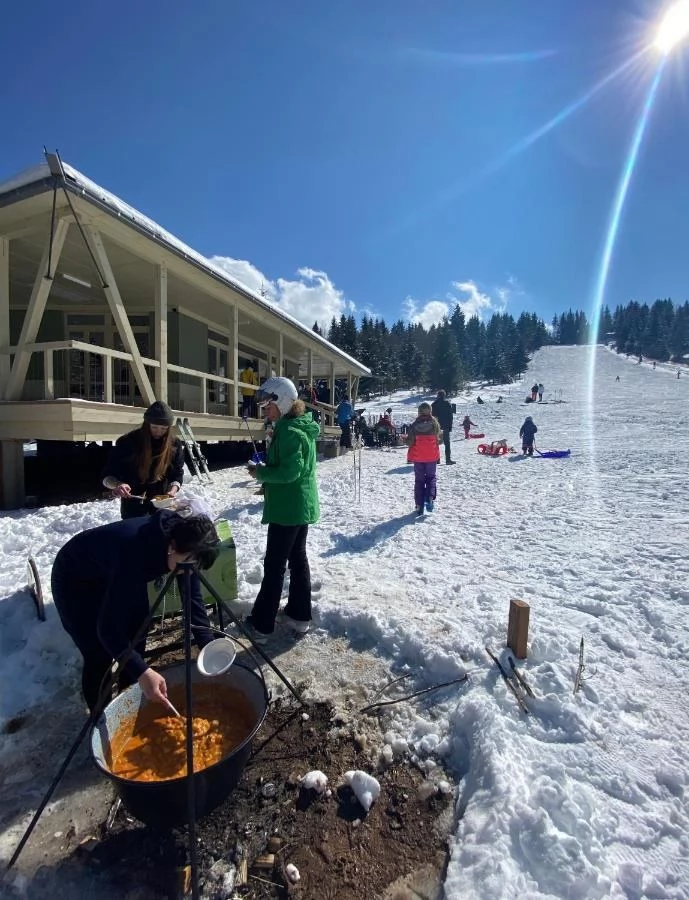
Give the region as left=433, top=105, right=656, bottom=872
left=339, top=421, right=352, bottom=449
left=441, top=428, right=452, bottom=463
left=250, top=524, right=311, bottom=633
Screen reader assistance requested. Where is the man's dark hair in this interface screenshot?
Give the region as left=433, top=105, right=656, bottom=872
left=170, top=515, right=220, bottom=570
left=437, top=390, right=446, bottom=400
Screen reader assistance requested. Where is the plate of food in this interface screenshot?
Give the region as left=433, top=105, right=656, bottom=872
left=151, top=495, right=176, bottom=509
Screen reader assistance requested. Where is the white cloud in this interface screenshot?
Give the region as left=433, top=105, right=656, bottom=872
left=403, top=297, right=450, bottom=329
left=404, top=277, right=525, bottom=327
left=210, top=257, right=273, bottom=300
left=208, top=257, right=354, bottom=329
left=450, top=281, right=494, bottom=320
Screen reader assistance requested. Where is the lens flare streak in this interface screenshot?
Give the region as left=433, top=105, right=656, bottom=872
left=587, top=59, right=666, bottom=452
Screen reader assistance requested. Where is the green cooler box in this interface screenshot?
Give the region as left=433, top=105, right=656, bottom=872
left=148, top=519, right=237, bottom=614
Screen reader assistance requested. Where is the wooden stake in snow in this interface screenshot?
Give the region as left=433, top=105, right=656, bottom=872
left=507, top=598, right=530, bottom=659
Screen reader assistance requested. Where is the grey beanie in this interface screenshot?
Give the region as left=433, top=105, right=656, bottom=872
left=144, top=400, right=174, bottom=426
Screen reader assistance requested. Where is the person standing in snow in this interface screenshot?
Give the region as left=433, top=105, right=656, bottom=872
left=244, top=377, right=320, bottom=643
left=102, top=401, right=184, bottom=519
left=531, top=383, right=539, bottom=402
left=538, top=383, right=545, bottom=402
left=406, top=402, right=441, bottom=515
left=519, top=416, right=538, bottom=456
left=431, top=390, right=455, bottom=465
left=336, top=397, right=354, bottom=449
left=461, top=414, right=477, bottom=440
left=51, top=508, right=219, bottom=712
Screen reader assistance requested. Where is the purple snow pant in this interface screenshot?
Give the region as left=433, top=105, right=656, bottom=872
left=414, top=462, right=437, bottom=507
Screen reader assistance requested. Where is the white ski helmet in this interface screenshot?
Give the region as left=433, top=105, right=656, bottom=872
left=257, top=376, right=298, bottom=415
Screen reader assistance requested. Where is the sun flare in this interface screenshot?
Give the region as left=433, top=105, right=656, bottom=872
left=655, top=0, right=689, bottom=54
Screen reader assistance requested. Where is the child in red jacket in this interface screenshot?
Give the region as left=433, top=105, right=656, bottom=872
left=406, top=402, right=442, bottom=515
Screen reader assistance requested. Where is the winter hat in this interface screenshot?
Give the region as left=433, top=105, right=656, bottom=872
left=144, top=400, right=174, bottom=427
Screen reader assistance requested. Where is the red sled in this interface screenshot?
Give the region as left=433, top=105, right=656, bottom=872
left=477, top=443, right=508, bottom=456
left=467, top=432, right=485, bottom=439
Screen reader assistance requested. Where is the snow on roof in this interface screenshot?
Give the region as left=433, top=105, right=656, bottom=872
left=0, top=161, right=369, bottom=375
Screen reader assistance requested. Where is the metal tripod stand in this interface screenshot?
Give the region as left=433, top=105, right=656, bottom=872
left=7, top=562, right=305, bottom=900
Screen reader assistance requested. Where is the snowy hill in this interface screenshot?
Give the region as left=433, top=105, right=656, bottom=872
left=1, top=344, right=688, bottom=898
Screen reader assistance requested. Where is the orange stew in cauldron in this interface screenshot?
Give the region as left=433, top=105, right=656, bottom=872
left=110, top=684, right=255, bottom=782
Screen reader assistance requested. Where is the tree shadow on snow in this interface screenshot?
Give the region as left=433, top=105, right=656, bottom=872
left=321, top=514, right=413, bottom=557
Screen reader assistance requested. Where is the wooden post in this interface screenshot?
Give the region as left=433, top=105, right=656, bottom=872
left=154, top=263, right=168, bottom=402
left=507, top=598, right=530, bottom=659
left=5, top=217, right=70, bottom=400
left=229, top=303, right=238, bottom=417
left=0, top=238, right=9, bottom=393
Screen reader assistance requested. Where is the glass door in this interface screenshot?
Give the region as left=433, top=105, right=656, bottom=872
left=68, top=328, right=105, bottom=401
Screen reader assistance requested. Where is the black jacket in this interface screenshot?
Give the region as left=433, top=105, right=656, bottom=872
left=104, top=428, right=184, bottom=497
left=51, top=512, right=213, bottom=680
left=431, top=398, right=453, bottom=431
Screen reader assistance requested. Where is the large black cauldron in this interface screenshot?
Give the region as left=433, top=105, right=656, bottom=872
left=90, top=661, right=268, bottom=827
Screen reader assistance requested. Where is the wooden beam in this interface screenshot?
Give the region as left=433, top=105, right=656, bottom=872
left=277, top=331, right=283, bottom=377
left=104, top=355, right=113, bottom=403
left=507, top=598, right=530, bottom=659
left=307, top=348, right=313, bottom=388
left=44, top=349, right=54, bottom=399
left=4, top=217, right=70, bottom=401
left=0, top=239, right=9, bottom=392
left=154, top=263, right=168, bottom=401
left=0, top=211, right=74, bottom=242
left=84, top=226, right=156, bottom=406
left=229, top=303, right=238, bottom=417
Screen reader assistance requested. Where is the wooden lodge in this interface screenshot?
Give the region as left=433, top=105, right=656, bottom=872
left=0, top=155, right=369, bottom=508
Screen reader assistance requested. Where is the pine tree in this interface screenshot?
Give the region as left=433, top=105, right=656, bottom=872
left=427, top=323, right=461, bottom=393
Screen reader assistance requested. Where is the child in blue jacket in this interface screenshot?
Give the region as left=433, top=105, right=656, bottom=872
left=519, top=416, right=538, bottom=455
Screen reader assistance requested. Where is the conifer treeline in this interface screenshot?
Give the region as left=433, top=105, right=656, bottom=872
left=316, top=296, right=687, bottom=394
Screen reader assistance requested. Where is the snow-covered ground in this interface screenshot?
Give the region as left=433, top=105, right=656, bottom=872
left=2, top=344, right=689, bottom=899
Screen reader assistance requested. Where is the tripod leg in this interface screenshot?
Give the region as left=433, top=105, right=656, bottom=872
left=182, top=564, right=200, bottom=900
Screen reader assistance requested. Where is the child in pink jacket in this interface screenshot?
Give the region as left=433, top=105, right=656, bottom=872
left=406, top=402, right=442, bottom=515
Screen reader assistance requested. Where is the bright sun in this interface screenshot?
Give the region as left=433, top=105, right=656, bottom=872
left=655, top=0, right=689, bottom=54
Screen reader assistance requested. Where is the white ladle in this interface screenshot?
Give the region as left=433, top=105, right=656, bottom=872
left=196, top=638, right=237, bottom=677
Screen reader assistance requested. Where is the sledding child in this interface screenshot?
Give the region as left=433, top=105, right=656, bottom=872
left=461, top=414, right=477, bottom=439
left=519, top=416, right=538, bottom=455
left=406, top=402, right=441, bottom=515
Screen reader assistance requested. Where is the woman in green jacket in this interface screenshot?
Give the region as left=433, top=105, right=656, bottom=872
left=245, top=376, right=320, bottom=641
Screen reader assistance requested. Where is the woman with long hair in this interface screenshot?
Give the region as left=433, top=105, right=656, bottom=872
left=103, top=401, right=185, bottom=519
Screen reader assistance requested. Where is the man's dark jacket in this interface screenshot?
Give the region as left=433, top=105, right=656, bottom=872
left=431, top=398, right=453, bottom=432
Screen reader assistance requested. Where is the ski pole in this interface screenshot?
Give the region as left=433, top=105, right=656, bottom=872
left=241, top=415, right=261, bottom=457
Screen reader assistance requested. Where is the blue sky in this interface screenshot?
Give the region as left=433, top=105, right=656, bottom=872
left=1, top=0, right=688, bottom=331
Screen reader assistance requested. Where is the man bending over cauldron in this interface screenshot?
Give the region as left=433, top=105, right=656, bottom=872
left=51, top=504, right=220, bottom=713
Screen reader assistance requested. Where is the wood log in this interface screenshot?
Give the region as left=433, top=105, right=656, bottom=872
left=507, top=598, right=530, bottom=659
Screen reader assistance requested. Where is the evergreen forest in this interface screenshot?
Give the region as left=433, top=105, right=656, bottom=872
left=316, top=298, right=688, bottom=395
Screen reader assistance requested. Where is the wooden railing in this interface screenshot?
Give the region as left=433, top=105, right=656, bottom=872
left=0, top=340, right=245, bottom=414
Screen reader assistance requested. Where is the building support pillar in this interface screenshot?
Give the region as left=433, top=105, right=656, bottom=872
left=0, top=239, right=9, bottom=395
left=154, top=263, right=168, bottom=402
left=229, top=303, right=238, bottom=417
left=84, top=225, right=156, bottom=406
left=5, top=218, right=70, bottom=401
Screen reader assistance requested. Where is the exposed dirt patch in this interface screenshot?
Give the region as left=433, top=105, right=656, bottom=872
left=19, top=698, right=453, bottom=900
